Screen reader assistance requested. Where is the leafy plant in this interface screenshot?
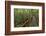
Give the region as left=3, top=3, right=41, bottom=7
left=14, top=8, right=39, bottom=27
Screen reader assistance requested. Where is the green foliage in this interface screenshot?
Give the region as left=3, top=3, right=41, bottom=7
left=14, top=8, right=39, bottom=27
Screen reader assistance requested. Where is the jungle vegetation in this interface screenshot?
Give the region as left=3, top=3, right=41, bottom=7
left=14, top=8, right=39, bottom=27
